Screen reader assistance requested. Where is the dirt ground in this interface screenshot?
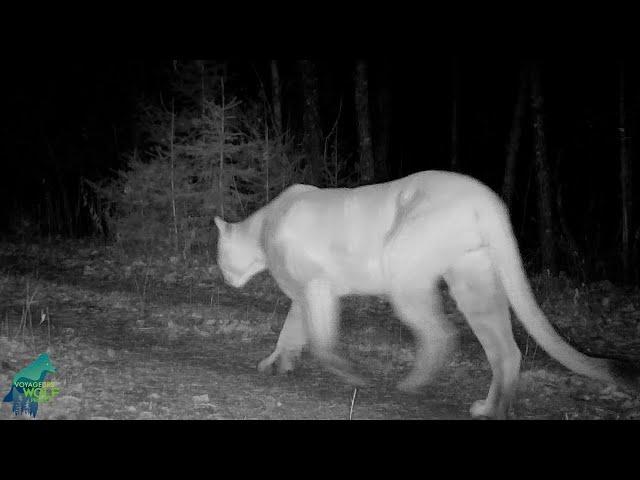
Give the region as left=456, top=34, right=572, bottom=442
left=1, top=240, right=640, bottom=420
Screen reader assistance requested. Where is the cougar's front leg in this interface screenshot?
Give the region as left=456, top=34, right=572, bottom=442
left=258, top=301, right=307, bottom=374
left=304, top=279, right=366, bottom=386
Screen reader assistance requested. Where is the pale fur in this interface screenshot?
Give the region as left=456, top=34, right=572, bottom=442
left=215, top=170, right=631, bottom=419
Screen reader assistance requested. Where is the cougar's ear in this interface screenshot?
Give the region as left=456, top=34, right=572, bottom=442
left=214, top=216, right=227, bottom=234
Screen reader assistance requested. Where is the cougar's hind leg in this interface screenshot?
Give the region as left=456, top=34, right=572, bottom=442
left=258, top=301, right=307, bottom=374
left=445, top=250, right=521, bottom=419
left=304, top=279, right=366, bottom=387
left=391, top=285, right=458, bottom=393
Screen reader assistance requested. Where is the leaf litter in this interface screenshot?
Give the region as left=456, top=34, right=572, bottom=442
left=1, top=240, right=640, bottom=419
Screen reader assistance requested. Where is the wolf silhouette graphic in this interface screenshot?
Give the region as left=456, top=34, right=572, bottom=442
left=3, top=354, right=57, bottom=417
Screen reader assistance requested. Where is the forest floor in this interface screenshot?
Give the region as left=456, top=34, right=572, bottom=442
left=1, top=239, right=640, bottom=420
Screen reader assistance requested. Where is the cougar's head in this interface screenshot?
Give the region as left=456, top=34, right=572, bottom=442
left=214, top=216, right=266, bottom=288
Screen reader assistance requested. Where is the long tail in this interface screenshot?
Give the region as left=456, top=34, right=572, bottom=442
left=481, top=198, right=640, bottom=390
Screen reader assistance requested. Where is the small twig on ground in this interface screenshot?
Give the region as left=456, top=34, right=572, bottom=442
left=18, top=281, right=39, bottom=351
left=266, top=298, right=280, bottom=326
left=349, top=387, right=358, bottom=420
left=40, top=307, right=51, bottom=346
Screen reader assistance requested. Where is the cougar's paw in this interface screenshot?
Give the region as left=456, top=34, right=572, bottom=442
left=258, top=359, right=274, bottom=374
left=396, top=369, right=435, bottom=393
left=257, top=352, right=279, bottom=374
left=328, top=367, right=367, bottom=387
left=470, top=400, right=506, bottom=420
left=396, top=378, right=421, bottom=394
left=258, top=351, right=298, bottom=375
left=315, top=350, right=367, bottom=387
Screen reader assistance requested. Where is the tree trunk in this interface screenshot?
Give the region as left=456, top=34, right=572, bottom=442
left=530, top=62, right=557, bottom=275
left=503, top=64, right=528, bottom=213
left=270, top=60, right=283, bottom=136
left=451, top=58, right=459, bottom=171
left=619, top=61, right=632, bottom=283
left=354, top=60, right=375, bottom=184
left=374, top=60, right=391, bottom=181
left=633, top=227, right=640, bottom=284
left=299, top=60, right=324, bottom=184
left=57, top=175, right=74, bottom=237
left=555, top=150, right=587, bottom=281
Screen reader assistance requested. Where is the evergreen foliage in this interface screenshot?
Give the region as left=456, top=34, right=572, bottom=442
left=93, top=61, right=308, bottom=257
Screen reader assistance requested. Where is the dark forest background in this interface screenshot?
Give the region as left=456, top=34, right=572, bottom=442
left=1, top=58, right=638, bottom=284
